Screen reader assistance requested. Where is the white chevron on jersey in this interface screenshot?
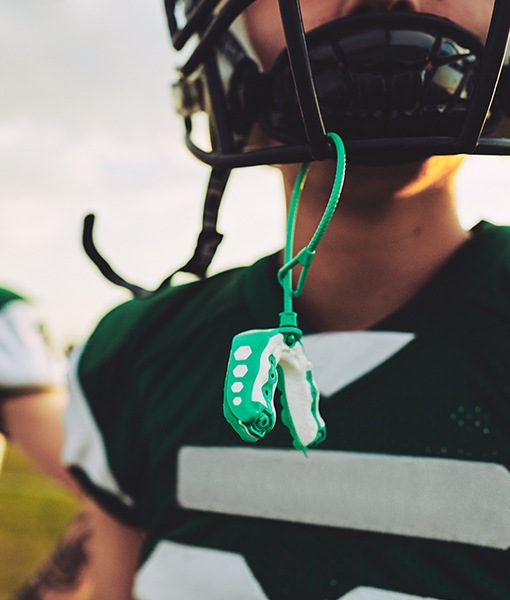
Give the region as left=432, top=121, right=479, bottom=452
left=302, top=331, right=416, bottom=397
left=134, top=540, right=268, bottom=600
left=301, top=331, right=415, bottom=397
left=178, top=447, right=510, bottom=549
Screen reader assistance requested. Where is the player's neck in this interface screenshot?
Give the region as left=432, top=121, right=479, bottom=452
left=281, top=161, right=470, bottom=332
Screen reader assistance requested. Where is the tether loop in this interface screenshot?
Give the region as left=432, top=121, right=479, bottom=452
left=278, top=132, right=346, bottom=322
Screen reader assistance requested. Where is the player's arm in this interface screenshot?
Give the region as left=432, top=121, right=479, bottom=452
left=0, top=294, right=77, bottom=492
left=85, top=499, right=145, bottom=600
left=1, top=388, right=81, bottom=494
left=15, top=498, right=145, bottom=600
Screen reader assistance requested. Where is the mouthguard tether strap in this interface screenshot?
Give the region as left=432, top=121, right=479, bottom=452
left=224, top=133, right=346, bottom=452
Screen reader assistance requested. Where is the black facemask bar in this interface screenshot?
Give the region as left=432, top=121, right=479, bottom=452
left=167, top=0, right=510, bottom=167
left=262, top=13, right=487, bottom=147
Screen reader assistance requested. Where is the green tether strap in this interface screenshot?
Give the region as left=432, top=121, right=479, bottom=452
left=277, top=132, right=346, bottom=344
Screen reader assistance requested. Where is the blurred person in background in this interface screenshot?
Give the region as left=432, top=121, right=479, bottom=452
left=0, top=287, right=92, bottom=599
left=0, top=287, right=68, bottom=484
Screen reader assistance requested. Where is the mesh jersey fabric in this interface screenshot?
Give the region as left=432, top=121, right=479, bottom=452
left=64, top=221, right=510, bottom=600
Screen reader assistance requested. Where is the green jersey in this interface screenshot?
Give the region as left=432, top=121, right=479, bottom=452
left=64, top=222, right=510, bottom=600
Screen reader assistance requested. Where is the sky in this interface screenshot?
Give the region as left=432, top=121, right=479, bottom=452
left=1, top=1, right=509, bottom=349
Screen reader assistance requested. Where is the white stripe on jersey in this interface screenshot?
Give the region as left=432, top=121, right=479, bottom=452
left=178, top=447, right=510, bottom=549
left=61, top=346, right=134, bottom=507
left=301, top=331, right=415, bottom=397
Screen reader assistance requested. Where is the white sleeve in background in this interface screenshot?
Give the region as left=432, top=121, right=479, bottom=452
left=0, top=300, right=65, bottom=389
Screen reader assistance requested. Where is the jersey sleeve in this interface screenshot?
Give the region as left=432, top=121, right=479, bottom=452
left=62, top=343, right=137, bottom=523
left=61, top=298, right=149, bottom=527
left=0, top=297, right=65, bottom=392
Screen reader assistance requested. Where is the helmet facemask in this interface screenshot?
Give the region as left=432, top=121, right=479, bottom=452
left=168, top=0, right=510, bottom=167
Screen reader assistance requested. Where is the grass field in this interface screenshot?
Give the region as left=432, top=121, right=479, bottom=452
left=0, top=445, right=79, bottom=599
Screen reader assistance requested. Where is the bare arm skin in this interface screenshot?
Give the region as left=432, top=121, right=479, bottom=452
left=86, top=500, right=145, bottom=600
left=1, top=389, right=80, bottom=494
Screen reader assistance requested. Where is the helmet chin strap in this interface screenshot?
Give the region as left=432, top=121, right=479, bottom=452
left=223, top=132, right=346, bottom=453
left=82, top=167, right=231, bottom=297
left=82, top=214, right=153, bottom=299
left=156, top=168, right=231, bottom=287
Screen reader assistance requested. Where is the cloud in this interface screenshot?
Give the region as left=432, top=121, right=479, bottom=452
left=456, top=156, right=510, bottom=227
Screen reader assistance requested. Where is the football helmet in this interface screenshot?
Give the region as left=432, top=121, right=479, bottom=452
left=166, top=0, right=510, bottom=167
left=158, top=0, right=509, bottom=280
left=83, top=1, right=510, bottom=292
